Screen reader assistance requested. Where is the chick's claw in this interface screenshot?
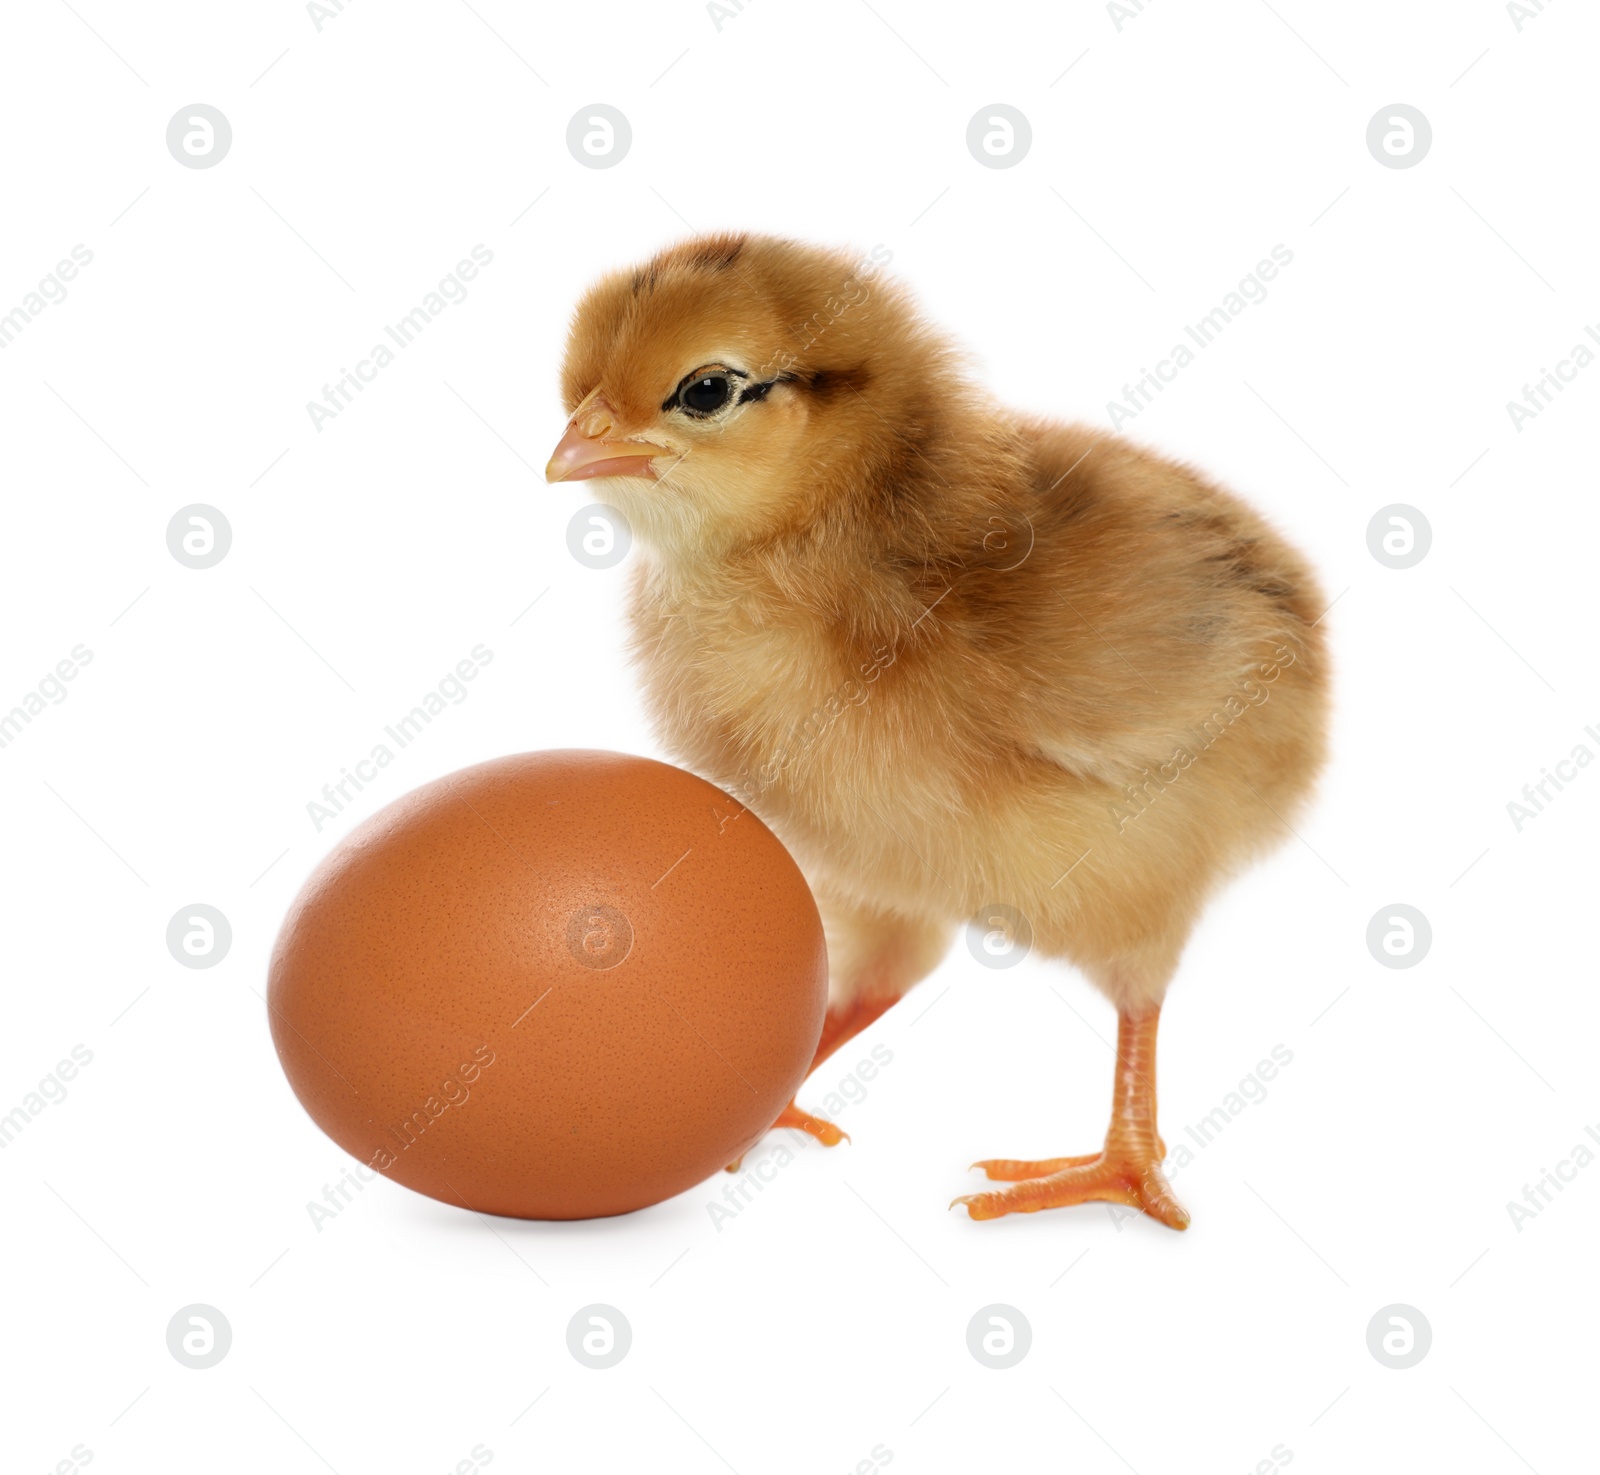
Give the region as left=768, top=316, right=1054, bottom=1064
left=953, top=1151, right=1189, bottom=1230
left=971, top=1153, right=1101, bottom=1181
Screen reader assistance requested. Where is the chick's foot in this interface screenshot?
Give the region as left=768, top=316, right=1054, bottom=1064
left=953, top=1005, right=1187, bottom=1229
left=953, top=1147, right=1188, bottom=1229
left=973, top=1134, right=1166, bottom=1181
left=725, top=1100, right=847, bottom=1172
left=770, top=1099, right=849, bottom=1146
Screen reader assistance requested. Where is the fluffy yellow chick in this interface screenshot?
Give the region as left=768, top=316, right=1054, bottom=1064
left=546, top=233, right=1329, bottom=1228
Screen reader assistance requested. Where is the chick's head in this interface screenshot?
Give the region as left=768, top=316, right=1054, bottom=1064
left=547, top=233, right=939, bottom=556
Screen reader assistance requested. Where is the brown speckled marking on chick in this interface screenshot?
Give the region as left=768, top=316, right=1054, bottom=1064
left=267, top=750, right=827, bottom=1220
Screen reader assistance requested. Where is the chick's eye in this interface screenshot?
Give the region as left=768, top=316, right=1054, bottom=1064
left=679, top=373, right=731, bottom=415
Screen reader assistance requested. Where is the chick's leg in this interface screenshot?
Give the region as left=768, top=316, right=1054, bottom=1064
left=954, top=1005, right=1189, bottom=1230
left=764, top=992, right=903, bottom=1145
left=729, top=902, right=948, bottom=1166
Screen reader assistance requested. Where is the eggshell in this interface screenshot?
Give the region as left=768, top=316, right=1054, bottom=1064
left=268, top=750, right=827, bottom=1219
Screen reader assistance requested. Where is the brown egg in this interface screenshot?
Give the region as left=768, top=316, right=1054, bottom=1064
left=268, top=750, right=827, bottom=1219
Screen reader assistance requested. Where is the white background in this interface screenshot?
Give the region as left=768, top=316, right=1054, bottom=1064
left=3, top=1, right=1597, bottom=1471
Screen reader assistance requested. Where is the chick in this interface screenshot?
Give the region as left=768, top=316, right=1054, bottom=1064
left=546, top=233, right=1328, bottom=1228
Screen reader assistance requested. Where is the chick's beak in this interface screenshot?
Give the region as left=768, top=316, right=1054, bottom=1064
left=545, top=390, right=675, bottom=483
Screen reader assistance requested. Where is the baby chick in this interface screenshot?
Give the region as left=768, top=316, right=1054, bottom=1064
left=546, top=234, right=1328, bottom=1228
